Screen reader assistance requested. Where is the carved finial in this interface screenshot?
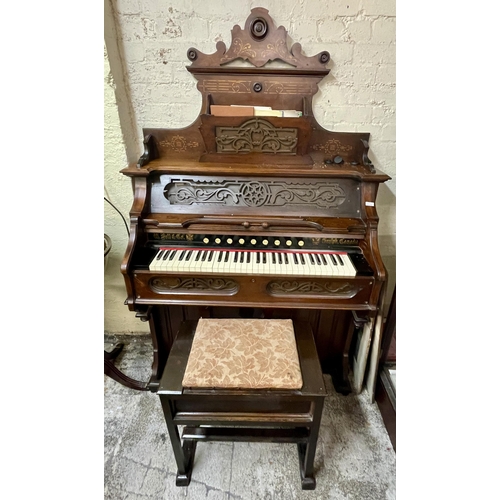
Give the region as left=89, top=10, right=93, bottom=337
left=187, top=8, right=330, bottom=70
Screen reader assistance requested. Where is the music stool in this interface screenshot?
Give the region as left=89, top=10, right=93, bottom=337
left=157, top=318, right=326, bottom=490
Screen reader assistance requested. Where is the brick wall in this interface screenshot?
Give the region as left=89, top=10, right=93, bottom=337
left=104, top=0, right=396, bottom=333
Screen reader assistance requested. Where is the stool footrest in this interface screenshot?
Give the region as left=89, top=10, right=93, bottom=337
left=182, top=426, right=309, bottom=443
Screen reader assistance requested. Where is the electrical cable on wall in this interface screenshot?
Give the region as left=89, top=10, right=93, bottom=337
left=105, top=197, right=130, bottom=237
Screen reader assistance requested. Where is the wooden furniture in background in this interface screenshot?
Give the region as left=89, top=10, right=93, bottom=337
left=375, top=286, right=396, bottom=450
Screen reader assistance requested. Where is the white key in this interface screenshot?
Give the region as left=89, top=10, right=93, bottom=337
left=268, top=251, right=278, bottom=275
left=307, top=253, right=320, bottom=276
left=260, top=252, right=270, bottom=274
left=288, top=252, right=300, bottom=275
left=176, top=250, right=189, bottom=271
left=256, top=251, right=264, bottom=275
left=165, top=250, right=182, bottom=272
left=194, top=250, right=205, bottom=272
left=333, top=253, right=349, bottom=277
left=221, top=251, right=231, bottom=272
left=183, top=250, right=196, bottom=271
left=316, top=253, right=330, bottom=277
left=212, top=251, right=222, bottom=273
left=229, top=251, right=239, bottom=273
left=330, top=254, right=344, bottom=276
left=184, top=250, right=198, bottom=272
left=241, top=251, right=251, bottom=274
left=339, top=253, right=357, bottom=276
left=297, top=252, right=309, bottom=276
left=159, top=249, right=173, bottom=271
left=199, top=250, right=213, bottom=273
left=327, top=253, right=340, bottom=276
left=321, top=253, right=337, bottom=277
left=149, top=249, right=165, bottom=271
left=282, top=252, right=294, bottom=276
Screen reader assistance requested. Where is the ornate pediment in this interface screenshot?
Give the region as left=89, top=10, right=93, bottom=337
left=186, top=8, right=330, bottom=70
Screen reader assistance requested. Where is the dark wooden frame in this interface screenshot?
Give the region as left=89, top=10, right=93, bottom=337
left=375, top=286, right=396, bottom=450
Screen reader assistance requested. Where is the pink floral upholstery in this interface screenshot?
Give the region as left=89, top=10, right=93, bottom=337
left=182, top=319, right=303, bottom=390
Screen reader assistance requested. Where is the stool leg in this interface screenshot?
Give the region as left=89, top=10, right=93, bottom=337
left=297, top=398, right=324, bottom=490
left=159, top=397, right=196, bottom=486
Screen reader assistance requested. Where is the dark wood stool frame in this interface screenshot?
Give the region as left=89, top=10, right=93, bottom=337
left=158, top=320, right=326, bottom=490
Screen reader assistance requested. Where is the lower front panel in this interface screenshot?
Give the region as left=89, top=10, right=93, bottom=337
left=133, top=272, right=376, bottom=310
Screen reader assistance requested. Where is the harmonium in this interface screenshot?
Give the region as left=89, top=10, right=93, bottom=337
left=109, top=8, right=391, bottom=397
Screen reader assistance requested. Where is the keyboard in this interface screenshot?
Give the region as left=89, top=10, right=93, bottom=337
left=149, top=247, right=358, bottom=277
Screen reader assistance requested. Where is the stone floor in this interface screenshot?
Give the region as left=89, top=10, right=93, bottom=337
left=104, top=334, right=396, bottom=500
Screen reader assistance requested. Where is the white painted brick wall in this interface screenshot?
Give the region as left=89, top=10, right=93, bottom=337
left=104, top=0, right=396, bottom=333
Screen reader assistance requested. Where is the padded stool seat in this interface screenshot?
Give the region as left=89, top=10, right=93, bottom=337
left=182, top=318, right=303, bottom=390
left=158, top=319, right=326, bottom=490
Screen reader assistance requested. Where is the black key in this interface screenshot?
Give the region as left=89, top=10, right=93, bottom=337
left=330, top=254, right=337, bottom=265
left=218, top=252, right=223, bottom=262
left=263, top=253, right=267, bottom=264
left=272, top=253, right=276, bottom=265
left=169, top=250, right=177, bottom=260
left=256, top=252, right=260, bottom=264
left=234, top=252, right=238, bottom=263
left=246, top=252, right=251, bottom=264
left=293, top=253, right=298, bottom=265
left=284, top=253, right=289, bottom=264
left=162, top=250, right=171, bottom=260
left=314, top=254, right=321, bottom=265
left=156, top=250, right=165, bottom=260
left=224, top=252, right=230, bottom=263
left=201, top=251, right=208, bottom=262
left=185, top=250, right=192, bottom=261
left=320, top=254, right=327, bottom=265
left=195, top=251, right=202, bottom=262
left=309, top=254, right=315, bottom=265
left=207, top=251, right=213, bottom=262
left=240, top=252, right=244, bottom=263
left=337, top=255, right=345, bottom=266
left=300, top=253, right=305, bottom=265
left=278, top=253, right=283, bottom=265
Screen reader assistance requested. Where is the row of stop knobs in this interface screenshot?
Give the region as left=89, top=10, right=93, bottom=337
left=202, top=237, right=305, bottom=247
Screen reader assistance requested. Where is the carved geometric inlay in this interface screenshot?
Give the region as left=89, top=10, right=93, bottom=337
left=149, top=277, right=239, bottom=295
left=215, top=118, right=297, bottom=154
left=312, top=138, right=353, bottom=155
left=201, top=80, right=315, bottom=95
left=164, top=178, right=347, bottom=209
left=266, top=281, right=360, bottom=298
left=159, top=135, right=199, bottom=153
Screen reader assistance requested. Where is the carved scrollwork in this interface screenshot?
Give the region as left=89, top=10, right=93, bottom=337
left=266, top=281, right=361, bottom=298
left=215, top=118, right=298, bottom=154
left=164, top=178, right=347, bottom=209
left=149, top=277, right=239, bottom=295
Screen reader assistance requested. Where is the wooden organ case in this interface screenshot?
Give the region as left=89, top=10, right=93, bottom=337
left=114, top=8, right=391, bottom=396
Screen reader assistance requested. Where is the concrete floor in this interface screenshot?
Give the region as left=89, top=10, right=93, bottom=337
left=104, top=334, right=396, bottom=500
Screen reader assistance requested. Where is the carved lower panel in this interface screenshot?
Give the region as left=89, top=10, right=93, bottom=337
left=164, top=178, right=347, bottom=209
left=149, top=277, right=239, bottom=295
left=267, top=281, right=362, bottom=299
left=215, top=118, right=297, bottom=154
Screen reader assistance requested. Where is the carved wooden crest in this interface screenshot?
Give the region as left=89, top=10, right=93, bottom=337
left=186, top=8, right=330, bottom=70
